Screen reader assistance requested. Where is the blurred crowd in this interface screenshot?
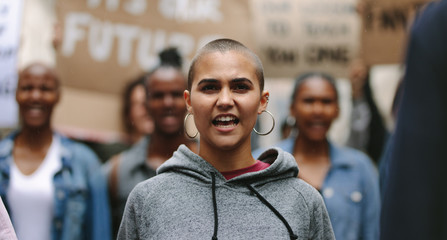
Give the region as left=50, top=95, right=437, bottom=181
left=1, top=0, right=447, bottom=239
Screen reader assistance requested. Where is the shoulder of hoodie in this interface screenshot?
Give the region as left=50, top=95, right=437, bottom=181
left=260, top=146, right=332, bottom=209
left=251, top=146, right=326, bottom=207
left=124, top=170, right=189, bottom=211
left=287, top=176, right=327, bottom=210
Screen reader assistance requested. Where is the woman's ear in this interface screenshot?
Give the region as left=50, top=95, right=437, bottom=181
left=258, top=91, right=269, bottom=113
left=289, top=101, right=296, bottom=117
left=184, top=90, right=192, bottom=112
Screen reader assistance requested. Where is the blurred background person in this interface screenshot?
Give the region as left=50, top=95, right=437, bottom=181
left=380, top=1, right=447, bottom=239
left=121, top=75, right=154, bottom=145
left=280, top=115, right=297, bottom=140
left=253, top=72, right=380, bottom=240
left=0, top=62, right=110, bottom=240
left=71, top=75, right=154, bottom=163
left=77, top=75, right=154, bottom=163
left=346, top=59, right=389, bottom=165
left=104, top=47, right=198, bottom=237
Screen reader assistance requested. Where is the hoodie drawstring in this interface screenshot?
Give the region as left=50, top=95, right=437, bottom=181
left=211, top=173, right=219, bottom=240
left=209, top=173, right=298, bottom=240
left=247, top=185, right=298, bottom=240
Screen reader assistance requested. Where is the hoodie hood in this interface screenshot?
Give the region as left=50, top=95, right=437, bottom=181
left=157, top=145, right=299, bottom=186
left=157, top=145, right=302, bottom=240
left=119, top=144, right=335, bottom=240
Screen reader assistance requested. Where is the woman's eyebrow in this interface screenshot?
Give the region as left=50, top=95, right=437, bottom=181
left=197, top=78, right=254, bottom=86
left=231, top=78, right=253, bottom=85
left=197, top=78, right=218, bottom=86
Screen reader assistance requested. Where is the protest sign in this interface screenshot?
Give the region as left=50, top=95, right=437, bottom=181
left=53, top=0, right=253, bottom=138
left=360, top=0, right=431, bottom=64
left=0, top=0, right=23, bottom=128
left=251, top=0, right=361, bottom=78
left=56, top=0, right=252, bottom=95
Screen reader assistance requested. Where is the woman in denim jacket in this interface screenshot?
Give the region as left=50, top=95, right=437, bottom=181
left=253, top=72, right=380, bottom=240
left=0, top=62, right=111, bottom=240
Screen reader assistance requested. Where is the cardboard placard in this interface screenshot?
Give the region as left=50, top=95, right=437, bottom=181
left=360, top=0, right=432, bottom=65
left=250, top=0, right=361, bottom=79
left=53, top=86, right=124, bottom=142
left=56, top=0, right=253, bottom=95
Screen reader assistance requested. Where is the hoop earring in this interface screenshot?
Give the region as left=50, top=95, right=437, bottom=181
left=184, top=113, right=198, bottom=139
left=253, top=110, right=275, bottom=136
left=286, top=115, right=296, bottom=127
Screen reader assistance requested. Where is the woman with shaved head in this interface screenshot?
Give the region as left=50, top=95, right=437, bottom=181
left=118, top=39, right=334, bottom=240
left=0, top=62, right=111, bottom=240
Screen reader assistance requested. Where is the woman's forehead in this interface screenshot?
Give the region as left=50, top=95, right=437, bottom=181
left=19, top=64, right=58, bottom=83
left=297, top=78, right=338, bottom=98
left=199, top=50, right=251, bottom=62
left=194, top=51, right=257, bottom=77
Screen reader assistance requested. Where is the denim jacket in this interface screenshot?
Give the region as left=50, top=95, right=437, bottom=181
left=253, top=137, right=380, bottom=240
left=0, top=131, right=111, bottom=240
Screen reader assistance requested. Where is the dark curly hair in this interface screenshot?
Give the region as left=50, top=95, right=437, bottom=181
left=291, top=72, right=339, bottom=102
left=122, top=74, right=147, bottom=135
left=144, top=47, right=185, bottom=96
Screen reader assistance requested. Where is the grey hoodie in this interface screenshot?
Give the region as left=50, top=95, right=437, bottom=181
left=118, top=145, right=335, bottom=240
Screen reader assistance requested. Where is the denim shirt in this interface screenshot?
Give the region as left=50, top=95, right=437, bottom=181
left=253, top=137, right=380, bottom=240
left=0, top=131, right=111, bottom=240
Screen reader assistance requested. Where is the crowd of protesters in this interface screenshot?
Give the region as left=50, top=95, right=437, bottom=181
left=1, top=1, right=447, bottom=239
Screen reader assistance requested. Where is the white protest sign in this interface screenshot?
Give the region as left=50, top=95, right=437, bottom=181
left=0, top=0, right=23, bottom=128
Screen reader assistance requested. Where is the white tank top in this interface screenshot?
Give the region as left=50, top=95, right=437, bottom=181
left=7, top=135, right=62, bottom=240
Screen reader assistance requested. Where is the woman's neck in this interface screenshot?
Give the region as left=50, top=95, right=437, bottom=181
left=198, top=140, right=256, bottom=172
left=128, top=131, right=145, bottom=145
left=13, top=126, right=53, bottom=175
left=293, top=136, right=331, bottom=190
left=16, top=126, right=53, bottom=150
left=293, top=136, right=329, bottom=162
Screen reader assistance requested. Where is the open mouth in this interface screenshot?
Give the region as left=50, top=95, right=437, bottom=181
left=26, top=105, right=46, bottom=114
left=309, top=121, right=325, bottom=127
left=307, top=121, right=329, bottom=131
left=212, top=115, right=239, bottom=128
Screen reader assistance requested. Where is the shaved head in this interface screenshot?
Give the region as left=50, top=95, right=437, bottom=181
left=19, top=62, right=60, bottom=88
left=187, top=38, right=264, bottom=92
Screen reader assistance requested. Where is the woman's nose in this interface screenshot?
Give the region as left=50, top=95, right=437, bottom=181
left=30, top=89, right=42, bottom=100
left=162, top=94, right=174, bottom=106
left=312, top=102, right=324, bottom=114
left=216, top=88, right=233, bottom=108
